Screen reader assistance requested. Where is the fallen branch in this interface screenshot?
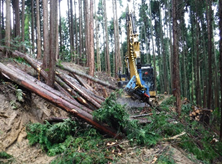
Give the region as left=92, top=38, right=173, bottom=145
left=163, top=132, right=186, bottom=141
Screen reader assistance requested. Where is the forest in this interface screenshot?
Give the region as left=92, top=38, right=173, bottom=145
left=0, top=0, right=222, bottom=163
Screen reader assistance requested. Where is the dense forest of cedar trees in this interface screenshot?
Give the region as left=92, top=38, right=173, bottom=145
left=0, top=0, right=222, bottom=139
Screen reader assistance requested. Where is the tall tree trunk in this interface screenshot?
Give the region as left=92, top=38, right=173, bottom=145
left=59, top=0, right=62, bottom=56
left=0, top=0, right=2, bottom=45
left=78, top=0, right=82, bottom=65
left=84, top=0, right=89, bottom=67
left=48, top=0, right=58, bottom=87
left=1, top=0, right=3, bottom=36
left=195, top=12, right=201, bottom=106
left=112, top=0, right=121, bottom=78
left=55, top=1, right=59, bottom=60
left=114, top=0, right=122, bottom=73
left=31, top=0, right=35, bottom=54
left=5, top=0, right=10, bottom=48
left=14, top=0, right=20, bottom=39
left=172, top=0, right=181, bottom=115
left=148, top=1, right=156, bottom=91
left=88, top=0, right=94, bottom=80
left=21, top=0, right=25, bottom=52
left=74, top=1, right=78, bottom=64
left=36, top=0, right=42, bottom=59
left=95, top=5, right=101, bottom=72
left=159, top=4, right=168, bottom=93
left=219, top=0, right=222, bottom=141
left=70, top=0, right=74, bottom=62
left=43, top=0, right=49, bottom=70
left=206, top=0, right=213, bottom=109
left=104, top=0, right=111, bottom=76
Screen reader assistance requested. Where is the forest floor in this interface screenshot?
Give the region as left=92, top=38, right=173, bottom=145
left=0, top=56, right=210, bottom=164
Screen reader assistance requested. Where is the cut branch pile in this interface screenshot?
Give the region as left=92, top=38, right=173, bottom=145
left=0, top=47, right=120, bottom=138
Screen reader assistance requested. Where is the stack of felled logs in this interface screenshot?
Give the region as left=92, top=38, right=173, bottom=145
left=189, top=105, right=212, bottom=124
left=0, top=47, right=120, bottom=138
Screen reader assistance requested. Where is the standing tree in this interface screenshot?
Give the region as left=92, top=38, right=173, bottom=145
left=42, top=0, right=50, bottom=70
left=219, top=0, right=222, bottom=141
left=84, top=0, right=89, bottom=66
left=172, top=0, right=181, bottom=115
left=104, top=0, right=111, bottom=76
left=70, top=0, right=74, bottom=62
left=0, top=0, right=2, bottom=44
left=21, top=0, right=25, bottom=51
left=112, top=0, right=121, bottom=78
left=48, top=0, right=58, bottom=87
left=31, top=0, right=35, bottom=54
left=36, top=0, right=42, bottom=59
left=206, top=0, right=213, bottom=109
left=88, top=0, right=94, bottom=81
left=5, top=0, right=10, bottom=48
left=79, top=0, right=83, bottom=65
left=95, top=2, right=101, bottom=72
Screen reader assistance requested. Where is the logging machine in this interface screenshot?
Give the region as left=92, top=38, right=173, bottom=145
left=117, top=3, right=156, bottom=106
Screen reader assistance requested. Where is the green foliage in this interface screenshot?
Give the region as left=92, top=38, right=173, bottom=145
left=26, top=119, right=114, bottom=163
left=0, top=151, right=14, bottom=164
left=157, top=149, right=176, bottom=164
left=16, top=89, right=24, bottom=102
left=0, top=152, right=13, bottom=159
left=93, top=91, right=161, bottom=146
left=93, top=92, right=129, bottom=130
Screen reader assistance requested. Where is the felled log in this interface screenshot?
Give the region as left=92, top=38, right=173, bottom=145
left=56, top=71, right=101, bottom=109
left=62, top=72, right=105, bottom=103
left=7, top=64, right=93, bottom=114
left=0, top=62, right=118, bottom=138
left=57, top=64, right=118, bottom=90
left=11, top=50, right=92, bottom=108
left=71, top=73, right=94, bottom=92
left=189, top=106, right=212, bottom=124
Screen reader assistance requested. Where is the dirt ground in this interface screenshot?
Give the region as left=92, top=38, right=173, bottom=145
left=0, top=59, right=198, bottom=164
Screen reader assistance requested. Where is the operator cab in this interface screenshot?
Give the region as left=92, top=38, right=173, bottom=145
left=141, top=64, right=156, bottom=97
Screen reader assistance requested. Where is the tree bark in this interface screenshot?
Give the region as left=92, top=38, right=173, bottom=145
left=59, top=0, right=62, bottom=56
left=95, top=6, right=101, bottom=72
left=104, top=0, right=111, bottom=76
left=36, top=0, right=42, bottom=59
left=70, top=0, right=74, bottom=62
left=31, top=0, right=35, bottom=54
left=84, top=0, right=89, bottom=66
left=172, top=0, right=181, bottom=115
left=219, top=0, right=222, bottom=141
left=0, top=0, right=2, bottom=44
left=74, top=1, right=78, bottom=63
left=15, top=0, right=20, bottom=39
left=48, top=0, right=57, bottom=87
left=79, top=0, right=83, bottom=64
left=206, top=0, right=213, bottom=109
left=5, top=0, right=11, bottom=48
left=21, top=0, right=25, bottom=52
left=88, top=0, right=94, bottom=80
left=43, top=0, right=50, bottom=70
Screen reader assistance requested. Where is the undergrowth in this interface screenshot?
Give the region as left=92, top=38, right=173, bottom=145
left=26, top=118, right=115, bottom=163
left=26, top=93, right=222, bottom=164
